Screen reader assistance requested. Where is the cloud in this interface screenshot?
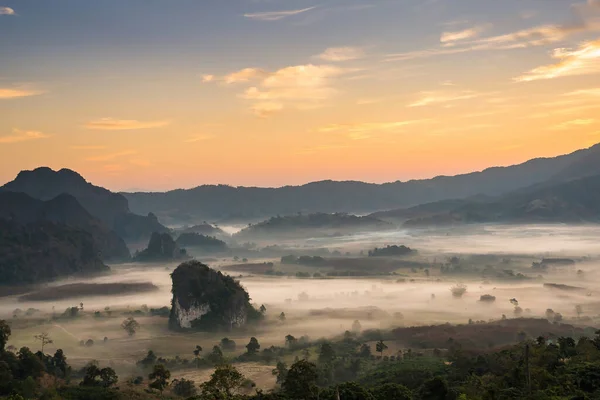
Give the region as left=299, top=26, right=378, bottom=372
left=515, top=39, right=600, bottom=82
left=86, top=150, right=137, bottom=162
left=317, top=120, right=429, bottom=134
left=216, top=64, right=350, bottom=116
left=184, top=134, right=215, bottom=143
left=250, top=102, right=284, bottom=118
left=0, top=6, right=15, bottom=15
left=224, top=68, right=268, bottom=84
left=244, top=7, right=316, bottom=21
left=85, top=118, right=170, bottom=130
left=317, top=47, right=365, bottom=62
left=102, top=164, right=125, bottom=173
left=551, top=119, right=595, bottom=130
left=387, top=3, right=600, bottom=62
left=441, top=26, right=484, bottom=44
left=566, top=88, right=600, bottom=96
left=0, top=87, right=45, bottom=99
left=70, top=145, right=107, bottom=150
left=0, top=129, right=51, bottom=144
left=201, top=74, right=215, bottom=83
left=408, top=90, right=481, bottom=107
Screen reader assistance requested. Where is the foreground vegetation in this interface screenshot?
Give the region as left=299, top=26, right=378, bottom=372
left=3, top=315, right=600, bottom=400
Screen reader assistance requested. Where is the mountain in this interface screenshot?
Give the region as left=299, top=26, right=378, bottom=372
left=1, top=167, right=168, bottom=241
left=123, top=143, right=600, bottom=223
left=234, top=212, right=393, bottom=240
left=133, top=232, right=188, bottom=262
left=397, top=174, right=600, bottom=226
left=0, top=218, right=109, bottom=285
left=0, top=191, right=130, bottom=261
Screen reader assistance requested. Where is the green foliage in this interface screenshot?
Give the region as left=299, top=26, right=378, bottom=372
left=171, top=378, right=198, bottom=397
left=149, top=364, right=171, bottom=393
left=0, top=320, right=10, bottom=352
left=282, top=360, right=319, bottom=400
left=121, top=317, right=140, bottom=336
left=200, top=364, right=245, bottom=398
left=368, top=245, right=414, bottom=257
left=80, top=363, right=118, bottom=388
left=246, top=337, right=261, bottom=355
left=370, top=383, right=412, bottom=400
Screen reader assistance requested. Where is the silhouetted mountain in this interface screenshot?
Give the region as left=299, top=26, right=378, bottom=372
left=1, top=167, right=168, bottom=241
left=123, top=143, right=600, bottom=223
left=234, top=213, right=393, bottom=240
left=134, top=232, right=188, bottom=262
left=0, top=191, right=130, bottom=261
left=177, top=223, right=229, bottom=239
left=175, top=233, right=228, bottom=253
left=400, top=174, right=600, bottom=226
left=0, top=219, right=109, bottom=285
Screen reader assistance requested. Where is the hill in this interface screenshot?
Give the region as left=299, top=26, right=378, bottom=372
left=1, top=167, right=168, bottom=241
left=175, top=233, right=228, bottom=253
left=400, top=174, right=600, bottom=226
left=134, top=232, right=188, bottom=262
left=234, top=212, right=393, bottom=240
left=122, top=144, right=600, bottom=222
left=0, top=219, right=109, bottom=285
left=0, top=191, right=130, bottom=261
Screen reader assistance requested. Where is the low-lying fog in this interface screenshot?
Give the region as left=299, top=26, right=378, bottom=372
left=3, top=224, right=600, bottom=374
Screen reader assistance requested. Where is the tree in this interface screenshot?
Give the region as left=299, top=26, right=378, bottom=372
left=359, top=343, right=372, bottom=358
left=220, top=338, right=237, bottom=351
left=418, top=376, right=449, bottom=400
left=149, top=364, right=171, bottom=393
left=34, top=332, right=53, bottom=353
left=81, top=363, right=118, bottom=388
left=0, top=320, right=10, bottom=352
left=51, top=349, right=69, bottom=378
left=17, top=347, right=45, bottom=379
left=279, top=312, right=286, bottom=321
left=576, top=304, right=583, bottom=318
left=193, top=345, right=203, bottom=367
left=259, top=304, right=267, bottom=314
left=246, top=337, right=260, bottom=355
left=352, top=320, right=362, bottom=333
left=121, top=317, right=140, bottom=336
left=285, top=334, right=297, bottom=348
left=171, top=378, right=197, bottom=397
left=376, top=340, right=388, bottom=358
left=200, top=364, right=244, bottom=398
left=371, top=383, right=413, bottom=400
left=272, top=361, right=288, bottom=384
left=282, top=360, right=318, bottom=400
left=207, top=345, right=224, bottom=365
left=318, top=343, right=336, bottom=365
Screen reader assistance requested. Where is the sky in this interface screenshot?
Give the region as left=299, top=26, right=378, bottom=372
left=1, top=0, right=600, bottom=191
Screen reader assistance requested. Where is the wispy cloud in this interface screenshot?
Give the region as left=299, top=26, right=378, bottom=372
left=201, top=74, right=215, bottom=83
left=551, top=119, right=595, bottom=130
left=211, top=63, right=352, bottom=116
left=441, top=26, right=485, bottom=44
left=515, top=39, right=600, bottom=82
left=0, top=129, right=51, bottom=144
left=408, top=90, right=481, bottom=107
left=317, top=47, right=365, bottom=62
left=184, top=134, right=215, bottom=143
left=224, top=68, right=268, bottom=84
left=244, top=7, right=316, bottom=21
left=70, top=145, right=107, bottom=150
left=85, top=118, right=170, bottom=130
left=0, top=87, right=45, bottom=99
left=317, top=120, right=429, bottom=135
left=566, top=88, right=600, bottom=97
left=86, top=150, right=137, bottom=162
left=387, top=3, right=600, bottom=62
left=0, top=6, right=15, bottom=15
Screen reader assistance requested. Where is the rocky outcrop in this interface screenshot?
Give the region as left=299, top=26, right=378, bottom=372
left=134, top=232, right=187, bottom=262
left=168, top=261, right=259, bottom=331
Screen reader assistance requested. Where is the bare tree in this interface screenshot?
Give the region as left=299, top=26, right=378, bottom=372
left=34, top=332, right=53, bottom=353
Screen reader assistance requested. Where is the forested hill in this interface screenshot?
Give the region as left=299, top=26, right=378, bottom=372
left=1, top=167, right=168, bottom=241
left=123, top=143, right=600, bottom=223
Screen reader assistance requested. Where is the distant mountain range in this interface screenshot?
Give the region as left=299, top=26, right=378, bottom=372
left=375, top=173, right=600, bottom=227
left=1, top=167, right=168, bottom=241
left=122, top=143, right=600, bottom=223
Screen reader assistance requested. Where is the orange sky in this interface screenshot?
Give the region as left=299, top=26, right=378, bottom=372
left=1, top=0, right=600, bottom=191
